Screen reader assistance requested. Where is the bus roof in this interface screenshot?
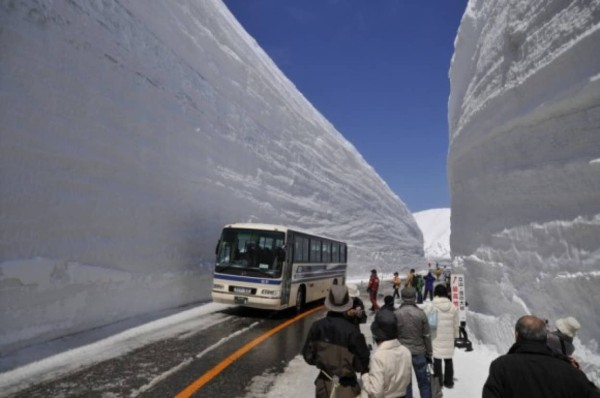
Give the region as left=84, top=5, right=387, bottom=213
left=222, top=223, right=344, bottom=244
left=223, top=223, right=290, bottom=233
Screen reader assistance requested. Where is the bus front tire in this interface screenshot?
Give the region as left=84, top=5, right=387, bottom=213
left=295, top=287, right=305, bottom=313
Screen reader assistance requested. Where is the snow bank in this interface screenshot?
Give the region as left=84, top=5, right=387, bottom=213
left=0, top=0, right=422, bottom=354
left=413, top=208, right=451, bottom=260
left=449, top=0, right=600, bottom=380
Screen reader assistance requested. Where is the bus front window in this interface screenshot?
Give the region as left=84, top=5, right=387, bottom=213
left=215, top=228, right=285, bottom=278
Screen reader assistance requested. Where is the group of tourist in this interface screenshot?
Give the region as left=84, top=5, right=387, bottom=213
left=301, top=273, right=599, bottom=398
left=302, top=280, right=460, bottom=397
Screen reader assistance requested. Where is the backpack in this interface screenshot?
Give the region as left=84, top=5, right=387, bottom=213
left=411, top=276, right=418, bottom=287
left=427, top=308, right=438, bottom=329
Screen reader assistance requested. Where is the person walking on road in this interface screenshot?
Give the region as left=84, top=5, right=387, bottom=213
left=395, top=286, right=433, bottom=398
left=405, top=268, right=416, bottom=288
left=367, top=269, right=380, bottom=311
left=416, top=274, right=424, bottom=304
left=303, top=284, right=370, bottom=398
left=424, top=284, right=459, bottom=389
left=392, top=272, right=402, bottom=300
left=423, top=271, right=435, bottom=302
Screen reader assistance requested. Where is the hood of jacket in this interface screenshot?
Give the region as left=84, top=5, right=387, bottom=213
left=432, top=296, right=453, bottom=312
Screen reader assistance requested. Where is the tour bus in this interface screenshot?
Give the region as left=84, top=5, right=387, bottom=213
left=211, top=223, right=348, bottom=311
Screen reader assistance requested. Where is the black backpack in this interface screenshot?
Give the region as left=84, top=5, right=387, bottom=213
left=411, top=275, right=418, bottom=287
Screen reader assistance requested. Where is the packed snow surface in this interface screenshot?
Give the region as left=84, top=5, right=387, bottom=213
left=0, top=0, right=423, bottom=354
left=448, top=0, right=600, bottom=380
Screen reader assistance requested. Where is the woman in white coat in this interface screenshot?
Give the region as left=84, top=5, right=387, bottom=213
left=361, top=308, right=412, bottom=398
left=424, top=284, right=459, bottom=389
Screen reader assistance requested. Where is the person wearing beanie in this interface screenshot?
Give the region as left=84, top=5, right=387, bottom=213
left=361, top=309, right=412, bottom=398
left=303, top=284, right=370, bottom=398
left=547, top=316, right=581, bottom=357
left=394, top=286, right=433, bottom=398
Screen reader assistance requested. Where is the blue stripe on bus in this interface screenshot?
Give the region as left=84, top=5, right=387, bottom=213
left=214, top=273, right=282, bottom=285
left=294, top=274, right=346, bottom=283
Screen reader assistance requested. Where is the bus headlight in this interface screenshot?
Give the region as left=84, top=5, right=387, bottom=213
left=260, top=289, right=281, bottom=298
left=213, top=283, right=225, bottom=290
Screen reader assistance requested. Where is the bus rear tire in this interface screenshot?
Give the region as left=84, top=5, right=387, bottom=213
left=295, top=287, right=305, bottom=313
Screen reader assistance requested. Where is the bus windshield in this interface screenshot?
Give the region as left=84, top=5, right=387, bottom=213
left=215, top=228, right=285, bottom=279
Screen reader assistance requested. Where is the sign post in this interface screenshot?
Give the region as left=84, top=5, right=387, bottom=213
left=451, top=274, right=467, bottom=322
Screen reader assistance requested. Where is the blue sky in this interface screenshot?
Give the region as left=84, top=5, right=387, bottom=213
left=224, top=1, right=468, bottom=212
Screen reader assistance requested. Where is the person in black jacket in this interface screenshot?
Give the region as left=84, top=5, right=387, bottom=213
left=302, top=284, right=370, bottom=398
left=483, top=315, right=600, bottom=398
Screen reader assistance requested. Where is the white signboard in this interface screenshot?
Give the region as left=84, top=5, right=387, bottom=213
left=451, top=273, right=467, bottom=322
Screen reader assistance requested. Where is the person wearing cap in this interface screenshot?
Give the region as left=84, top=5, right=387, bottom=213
left=483, top=315, right=600, bottom=398
left=394, top=286, right=433, bottom=398
left=361, top=306, right=412, bottom=398
left=302, top=284, right=370, bottom=398
left=346, top=283, right=368, bottom=326
left=367, top=269, right=380, bottom=311
left=547, top=316, right=581, bottom=357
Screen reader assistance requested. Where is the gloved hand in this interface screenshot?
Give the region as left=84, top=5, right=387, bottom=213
left=426, top=356, right=433, bottom=364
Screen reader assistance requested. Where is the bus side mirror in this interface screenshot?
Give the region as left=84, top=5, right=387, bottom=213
left=215, top=240, right=221, bottom=255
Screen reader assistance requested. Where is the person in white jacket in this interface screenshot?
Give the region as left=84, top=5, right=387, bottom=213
left=424, top=284, right=459, bottom=389
left=361, top=308, right=412, bottom=398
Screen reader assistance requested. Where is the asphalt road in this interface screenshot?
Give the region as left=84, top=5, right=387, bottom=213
left=9, top=303, right=326, bottom=398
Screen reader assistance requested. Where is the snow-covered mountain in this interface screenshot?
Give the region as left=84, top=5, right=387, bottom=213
left=449, top=0, right=600, bottom=378
left=0, top=0, right=423, bottom=353
left=413, top=208, right=451, bottom=261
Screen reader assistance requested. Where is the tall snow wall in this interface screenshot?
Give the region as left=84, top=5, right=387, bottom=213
left=449, top=0, right=600, bottom=379
left=0, top=0, right=423, bottom=354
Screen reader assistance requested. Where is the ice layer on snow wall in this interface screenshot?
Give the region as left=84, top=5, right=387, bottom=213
left=0, top=0, right=423, bottom=353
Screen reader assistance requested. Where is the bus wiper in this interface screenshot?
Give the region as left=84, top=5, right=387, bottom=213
left=250, top=269, right=276, bottom=278
left=216, top=263, right=235, bottom=272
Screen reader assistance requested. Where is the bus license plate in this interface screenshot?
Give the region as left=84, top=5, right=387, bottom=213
left=234, top=296, right=248, bottom=304
left=233, top=287, right=252, bottom=294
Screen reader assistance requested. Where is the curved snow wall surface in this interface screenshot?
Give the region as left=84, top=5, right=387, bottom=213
left=0, top=0, right=423, bottom=353
left=449, top=0, right=600, bottom=367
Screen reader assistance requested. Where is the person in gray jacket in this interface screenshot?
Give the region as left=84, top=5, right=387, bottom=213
left=395, top=286, right=433, bottom=398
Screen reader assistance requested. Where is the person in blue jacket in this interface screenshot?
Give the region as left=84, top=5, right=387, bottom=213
left=423, top=271, right=436, bottom=302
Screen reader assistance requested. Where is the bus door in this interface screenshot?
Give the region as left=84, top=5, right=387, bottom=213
left=280, top=234, right=294, bottom=306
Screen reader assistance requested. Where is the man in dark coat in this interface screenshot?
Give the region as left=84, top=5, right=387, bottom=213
left=303, top=284, right=370, bottom=398
left=483, top=315, right=600, bottom=398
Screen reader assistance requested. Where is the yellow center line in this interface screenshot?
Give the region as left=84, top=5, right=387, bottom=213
left=175, top=305, right=324, bottom=398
